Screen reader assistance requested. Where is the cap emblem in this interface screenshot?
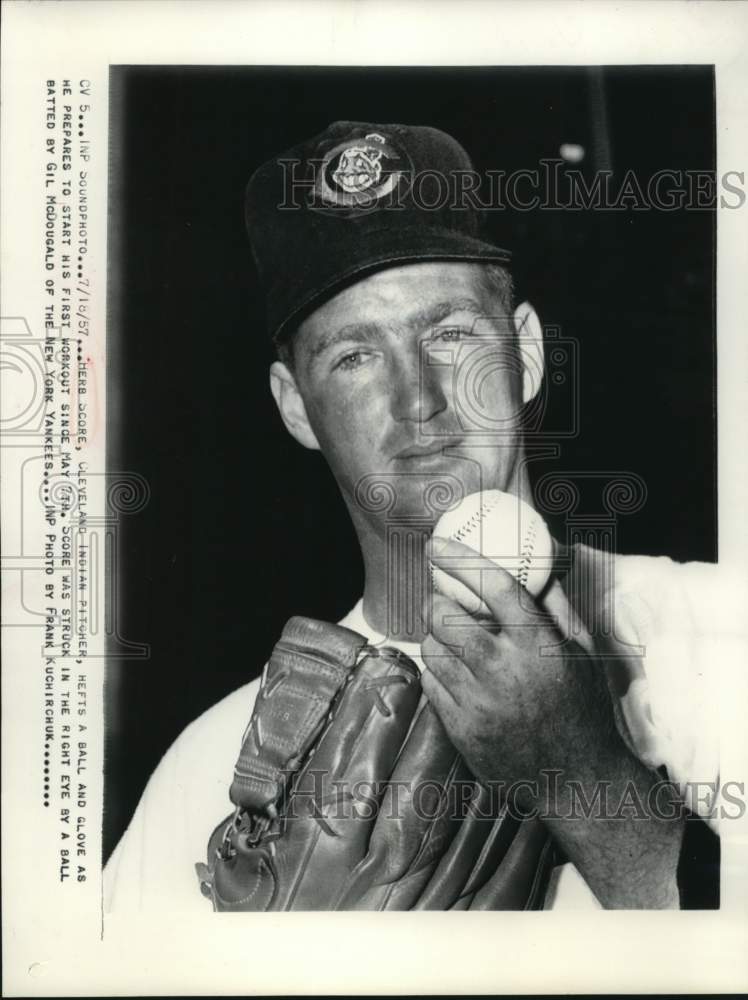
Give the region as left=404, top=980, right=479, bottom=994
left=332, top=133, right=386, bottom=193
left=315, top=132, right=409, bottom=210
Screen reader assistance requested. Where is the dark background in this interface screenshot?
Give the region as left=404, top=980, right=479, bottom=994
left=105, top=65, right=716, bottom=862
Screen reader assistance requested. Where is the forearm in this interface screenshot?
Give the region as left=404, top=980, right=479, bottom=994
left=533, top=753, right=685, bottom=909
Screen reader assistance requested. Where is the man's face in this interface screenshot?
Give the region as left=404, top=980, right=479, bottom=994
left=283, top=261, right=529, bottom=525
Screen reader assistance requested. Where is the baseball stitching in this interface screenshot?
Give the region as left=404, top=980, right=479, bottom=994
left=451, top=493, right=501, bottom=545
left=451, top=494, right=539, bottom=591
left=518, top=516, right=537, bottom=589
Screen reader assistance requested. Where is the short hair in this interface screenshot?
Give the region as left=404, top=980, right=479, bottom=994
left=476, top=262, right=515, bottom=317
left=275, top=330, right=296, bottom=372
left=275, top=261, right=514, bottom=372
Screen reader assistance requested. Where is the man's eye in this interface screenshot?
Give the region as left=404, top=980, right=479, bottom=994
left=334, top=350, right=367, bottom=372
left=432, top=326, right=470, bottom=343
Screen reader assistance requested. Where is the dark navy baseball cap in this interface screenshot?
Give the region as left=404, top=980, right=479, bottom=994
left=245, top=121, right=512, bottom=345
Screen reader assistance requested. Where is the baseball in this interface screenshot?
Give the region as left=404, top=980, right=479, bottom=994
left=430, top=490, right=554, bottom=614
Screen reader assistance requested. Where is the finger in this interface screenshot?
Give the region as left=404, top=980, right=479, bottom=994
left=421, top=664, right=462, bottom=720
left=427, top=591, right=481, bottom=639
left=421, top=631, right=472, bottom=694
left=428, top=594, right=505, bottom=680
left=427, top=594, right=492, bottom=668
left=541, top=578, right=596, bottom=655
left=429, top=535, right=536, bottom=627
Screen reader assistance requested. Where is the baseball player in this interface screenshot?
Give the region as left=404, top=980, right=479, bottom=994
left=105, top=122, right=731, bottom=911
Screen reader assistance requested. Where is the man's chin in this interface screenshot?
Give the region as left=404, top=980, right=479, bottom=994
left=350, top=460, right=486, bottom=523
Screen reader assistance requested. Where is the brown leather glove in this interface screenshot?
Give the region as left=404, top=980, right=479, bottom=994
left=195, top=616, right=555, bottom=910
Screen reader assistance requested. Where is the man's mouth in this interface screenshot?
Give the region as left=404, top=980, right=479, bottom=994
left=394, top=439, right=464, bottom=461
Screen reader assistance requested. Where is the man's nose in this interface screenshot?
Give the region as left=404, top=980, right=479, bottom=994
left=390, top=351, right=448, bottom=424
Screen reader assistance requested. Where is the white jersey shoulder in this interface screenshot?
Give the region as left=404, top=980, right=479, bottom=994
left=104, top=678, right=261, bottom=913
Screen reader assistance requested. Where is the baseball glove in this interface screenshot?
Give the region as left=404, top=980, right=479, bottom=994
left=195, top=616, right=555, bottom=910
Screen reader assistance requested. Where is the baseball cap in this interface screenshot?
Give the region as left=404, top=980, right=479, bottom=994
left=245, top=121, right=511, bottom=345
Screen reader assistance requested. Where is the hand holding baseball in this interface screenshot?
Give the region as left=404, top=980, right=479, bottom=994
left=422, top=531, right=623, bottom=799
left=422, top=541, right=685, bottom=910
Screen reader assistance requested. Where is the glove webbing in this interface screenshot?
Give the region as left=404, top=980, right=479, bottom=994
left=229, top=616, right=368, bottom=815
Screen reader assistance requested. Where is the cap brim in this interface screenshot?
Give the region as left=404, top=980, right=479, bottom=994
left=271, top=225, right=511, bottom=345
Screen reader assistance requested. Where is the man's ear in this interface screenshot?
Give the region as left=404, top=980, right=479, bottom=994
left=269, top=361, right=321, bottom=451
left=513, top=301, right=545, bottom=404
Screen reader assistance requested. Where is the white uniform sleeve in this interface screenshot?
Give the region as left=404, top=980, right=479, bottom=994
left=610, top=556, right=747, bottom=830
left=545, top=554, right=746, bottom=907
left=104, top=679, right=260, bottom=913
